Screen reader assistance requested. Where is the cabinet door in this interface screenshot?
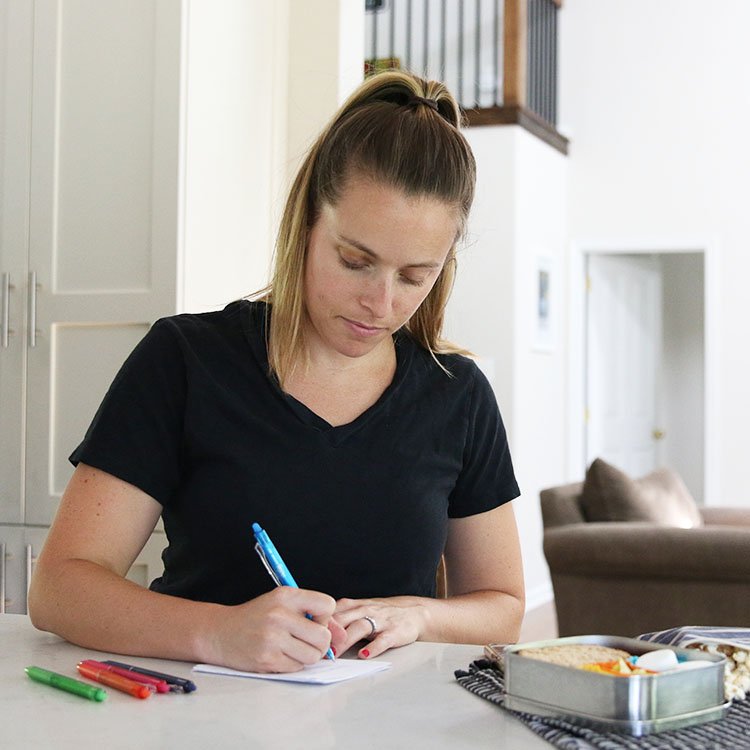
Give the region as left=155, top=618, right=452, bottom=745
left=23, top=0, right=183, bottom=526
left=126, top=531, right=166, bottom=589
left=0, top=0, right=33, bottom=524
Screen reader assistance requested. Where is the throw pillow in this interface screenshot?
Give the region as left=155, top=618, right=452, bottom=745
left=580, top=458, right=703, bottom=527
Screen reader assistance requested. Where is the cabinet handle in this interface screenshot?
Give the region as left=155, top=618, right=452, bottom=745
left=1, top=543, right=6, bottom=614
left=28, top=271, right=38, bottom=347
left=26, top=543, right=36, bottom=595
left=1, top=272, right=10, bottom=348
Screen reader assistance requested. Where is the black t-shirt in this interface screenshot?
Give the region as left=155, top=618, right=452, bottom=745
left=71, top=301, right=519, bottom=604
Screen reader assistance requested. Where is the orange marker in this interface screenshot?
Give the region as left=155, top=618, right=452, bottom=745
left=77, top=661, right=151, bottom=699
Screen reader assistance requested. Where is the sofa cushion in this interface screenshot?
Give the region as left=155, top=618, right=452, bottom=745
left=580, top=458, right=703, bottom=528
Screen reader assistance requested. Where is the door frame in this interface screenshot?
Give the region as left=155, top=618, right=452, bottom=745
left=567, top=237, right=721, bottom=505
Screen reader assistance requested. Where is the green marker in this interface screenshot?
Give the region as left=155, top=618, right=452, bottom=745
left=25, top=666, right=107, bottom=702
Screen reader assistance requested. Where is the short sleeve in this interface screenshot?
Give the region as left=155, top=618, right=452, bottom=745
left=447, top=366, right=520, bottom=518
left=69, top=318, right=186, bottom=506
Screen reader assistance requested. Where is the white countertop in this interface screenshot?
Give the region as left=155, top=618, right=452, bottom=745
left=0, top=614, right=548, bottom=749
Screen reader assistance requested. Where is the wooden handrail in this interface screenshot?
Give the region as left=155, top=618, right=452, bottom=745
left=464, top=104, right=568, bottom=154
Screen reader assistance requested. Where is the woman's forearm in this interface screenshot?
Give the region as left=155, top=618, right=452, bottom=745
left=28, top=558, right=224, bottom=663
left=406, top=590, right=525, bottom=645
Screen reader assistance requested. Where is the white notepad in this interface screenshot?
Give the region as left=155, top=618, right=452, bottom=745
left=193, top=658, right=391, bottom=685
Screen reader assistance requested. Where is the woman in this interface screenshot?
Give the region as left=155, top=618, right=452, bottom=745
left=28, top=71, right=524, bottom=673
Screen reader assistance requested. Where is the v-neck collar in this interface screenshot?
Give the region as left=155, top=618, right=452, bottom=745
left=239, top=300, right=414, bottom=445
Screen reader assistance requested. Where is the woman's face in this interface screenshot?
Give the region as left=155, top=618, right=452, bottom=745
left=303, top=175, right=459, bottom=363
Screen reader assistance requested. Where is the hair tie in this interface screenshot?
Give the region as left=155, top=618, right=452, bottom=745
left=407, top=95, right=440, bottom=113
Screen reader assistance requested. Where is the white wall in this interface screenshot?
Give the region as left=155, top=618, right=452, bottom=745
left=180, top=0, right=286, bottom=310
left=286, top=0, right=364, bottom=180
left=560, top=0, right=750, bottom=506
left=512, top=132, right=568, bottom=607
left=446, top=127, right=568, bottom=609
left=445, top=128, right=517, bottom=424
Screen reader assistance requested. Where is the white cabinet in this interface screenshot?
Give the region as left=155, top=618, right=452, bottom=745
left=1, top=0, right=181, bottom=529
left=1, top=0, right=182, bottom=609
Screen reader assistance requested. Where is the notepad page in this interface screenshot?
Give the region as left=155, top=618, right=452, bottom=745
left=193, top=659, right=391, bottom=685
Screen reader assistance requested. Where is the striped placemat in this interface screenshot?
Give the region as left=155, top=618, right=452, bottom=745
left=454, top=659, right=750, bottom=750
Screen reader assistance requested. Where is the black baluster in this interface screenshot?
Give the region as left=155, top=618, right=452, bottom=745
left=424, top=0, right=429, bottom=76
left=547, top=0, right=553, bottom=122
left=527, top=0, right=534, bottom=114
left=493, top=0, right=500, bottom=106
left=475, top=0, right=481, bottom=107
left=541, top=0, right=547, bottom=121
left=389, top=0, right=396, bottom=63
left=406, top=0, right=412, bottom=71
left=458, top=0, right=464, bottom=105
left=551, top=2, right=557, bottom=124
left=440, top=0, right=447, bottom=80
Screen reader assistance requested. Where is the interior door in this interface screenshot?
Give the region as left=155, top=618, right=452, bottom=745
left=585, top=253, right=663, bottom=476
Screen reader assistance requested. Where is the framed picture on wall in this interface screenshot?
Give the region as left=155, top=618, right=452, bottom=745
left=533, top=256, right=555, bottom=352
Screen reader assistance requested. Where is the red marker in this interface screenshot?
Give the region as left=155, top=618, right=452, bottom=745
left=79, top=660, right=169, bottom=693
left=77, top=661, right=151, bottom=699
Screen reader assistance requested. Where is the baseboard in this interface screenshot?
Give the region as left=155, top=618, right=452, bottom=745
left=525, top=582, right=554, bottom=612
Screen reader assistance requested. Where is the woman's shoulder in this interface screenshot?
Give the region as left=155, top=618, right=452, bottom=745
left=400, top=333, right=479, bottom=378
left=150, top=299, right=263, bottom=341
left=398, top=333, right=487, bottom=397
left=435, top=349, right=481, bottom=377
left=435, top=351, right=495, bottom=405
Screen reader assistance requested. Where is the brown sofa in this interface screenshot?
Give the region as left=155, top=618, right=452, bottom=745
left=542, top=475, right=750, bottom=637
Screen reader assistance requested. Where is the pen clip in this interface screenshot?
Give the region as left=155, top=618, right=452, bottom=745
left=254, top=542, right=282, bottom=587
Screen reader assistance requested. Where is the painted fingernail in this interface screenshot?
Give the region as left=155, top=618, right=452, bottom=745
left=331, top=646, right=337, bottom=656
left=360, top=648, right=370, bottom=659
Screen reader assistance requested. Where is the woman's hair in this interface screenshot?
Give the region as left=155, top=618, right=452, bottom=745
left=259, top=70, right=476, bottom=384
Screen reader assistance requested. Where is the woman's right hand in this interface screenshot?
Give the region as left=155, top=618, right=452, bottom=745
left=206, top=587, right=339, bottom=673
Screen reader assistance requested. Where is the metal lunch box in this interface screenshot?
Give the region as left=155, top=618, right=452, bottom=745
left=502, top=635, right=731, bottom=735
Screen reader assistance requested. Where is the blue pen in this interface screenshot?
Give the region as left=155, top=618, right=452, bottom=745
left=252, top=522, right=335, bottom=661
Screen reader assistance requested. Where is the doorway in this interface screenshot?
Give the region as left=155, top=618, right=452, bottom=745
left=585, top=253, right=665, bottom=478
left=568, top=242, right=716, bottom=504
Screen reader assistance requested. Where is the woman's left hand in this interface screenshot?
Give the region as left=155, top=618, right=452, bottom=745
left=333, top=596, right=428, bottom=659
